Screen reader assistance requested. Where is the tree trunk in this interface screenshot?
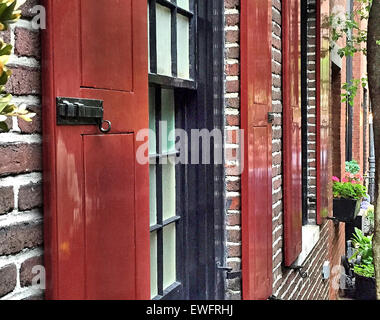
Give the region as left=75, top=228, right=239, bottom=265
left=368, top=0, right=380, bottom=300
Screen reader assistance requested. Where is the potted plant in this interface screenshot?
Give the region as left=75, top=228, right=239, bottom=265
left=332, top=173, right=367, bottom=223
left=350, top=228, right=376, bottom=300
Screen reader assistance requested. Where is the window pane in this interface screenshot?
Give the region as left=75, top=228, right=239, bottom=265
left=177, top=0, right=189, bottom=10
left=149, top=164, right=157, bottom=226
left=163, top=223, right=176, bottom=290
left=156, top=4, right=172, bottom=76
left=162, top=161, right=176, bottom=220
left=161, top=89, right=175, bottom=153
left=177, top=14, right=190, bottom=79
left=150, top=231, right=158, bottom=298
left=149, top=87, right=156, bottom=154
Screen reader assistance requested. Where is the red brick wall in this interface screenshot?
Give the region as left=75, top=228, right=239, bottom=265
left=0, top=0, right=43, bottom=300
left=224, top=0, right=242, bottom=299
left=224, top=0, right=351, bottom=301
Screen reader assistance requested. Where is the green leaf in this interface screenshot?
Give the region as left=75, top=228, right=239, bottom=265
left=0, top=120, right=8, bottom=131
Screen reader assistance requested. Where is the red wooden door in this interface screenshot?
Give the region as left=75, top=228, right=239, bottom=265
left=241, top=0, right=273, bottom=300
left=42, top=0, right=150, bottom=299
left=283, top=0, right=302, bottom=267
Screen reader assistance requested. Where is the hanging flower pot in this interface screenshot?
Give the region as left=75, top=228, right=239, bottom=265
left=332, top=198, right=361, bottom=223
left=332, top=174, right=367, bottom=223
left=354, top=272, right=376, bottom=300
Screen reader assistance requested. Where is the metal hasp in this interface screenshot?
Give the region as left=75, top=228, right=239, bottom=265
left=56, top=97, right=111, bottom=133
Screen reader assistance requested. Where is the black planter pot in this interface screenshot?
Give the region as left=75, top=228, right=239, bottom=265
left=354, top=272, right=376, bottom=300
left=333, top=198, right=361, bottom=223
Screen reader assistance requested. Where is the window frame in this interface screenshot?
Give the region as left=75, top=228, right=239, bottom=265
left=148, top=0, right=226, bottom=300
left=148, top=0, right=197, bottom=300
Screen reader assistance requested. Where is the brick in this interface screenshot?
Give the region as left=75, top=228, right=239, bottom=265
left=272, top=7, right=281, bottom=25
left=226, top=114, right=240, bottom=126
left=227, top=229, right=241, bottom=242
left=272, top=0, right=281, bottom=12
left=0, top=221, right=43, bottom=255
left=14, top=27, right=41, bottom=59
left=18, top=106, right=42, bottom=134
left=225, top=63, right=239, bottom=76
left=226, top=14, right=239, bottom=26
left=226, top=196, right=240, bottom=211
left=20, top=0, right=41, bottom=19
left=226, top=179, right=240, bottom=192
left=226, top=80, right=239, bottom=93
left=5, top=66, right=41, bottom=95
left=272, top=152, right=282, bottom=166
left=225, top=30, right=239, bottom=43
left=20, top=255, right=44, bottom=287
left=227, top=244, right=241, bottom=258
left=18, top=182, right=43, bottom=211
left=0, top=143, right=42, bottom=177
left=226, top=47, right=239, bottom=59
left=227, top=213, right=241, bottom=226
left=0, top=264, right=17, bottom=297
left=227, top=260, right=241, bottom=272
left=225, top=97, right=240, bottom=109
left=225, top=163, right=241, bottom=176
left=225, top=0, right=239, bottom=9
left=273, top=176, right=282, bottom=189
left=0, top=186, right=14, bottom=215
left=226, top=278, right=241, bottom=291
left=2, top=28, right=11, bottom=44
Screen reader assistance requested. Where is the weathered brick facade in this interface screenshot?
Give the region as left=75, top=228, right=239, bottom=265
left=223, top=0, right=353, bottom=300
left=0, top=0, right=369, bottom=300
left=0, top=0, right=43, bottom=300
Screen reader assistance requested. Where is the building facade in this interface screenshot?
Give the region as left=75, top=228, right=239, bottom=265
left=0, top=0, right=370, bottom=300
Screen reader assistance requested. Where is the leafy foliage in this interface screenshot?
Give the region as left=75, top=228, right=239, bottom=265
left=345, top=159, right=361, bottom=175
left=0, top=0, right=35, bottom=132
left=351, top=228, right=375, bottom=278
left=332, top=180, right=367, bottom=199
left=332, top=161, right=367, bottom=199
left=329, top=0, right=377, bottom=106
left=354, top=263, right=375, bottom=277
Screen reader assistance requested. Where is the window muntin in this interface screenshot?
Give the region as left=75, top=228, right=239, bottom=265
left=148, top=0, right=196, bottom=300
left=148, top=86, right=180, bottom=299
left=148, top=0, right=195, bottom=84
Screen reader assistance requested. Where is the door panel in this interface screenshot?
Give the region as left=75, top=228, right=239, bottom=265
left=84, top=134, right=135, bottom=299
left=42, top=0, right=149, bottom=300
left=80, top=0, right=133, bottom=91
left=283, top=0, right=302, bottom=267
left=241, top=0, right=273, bottom=300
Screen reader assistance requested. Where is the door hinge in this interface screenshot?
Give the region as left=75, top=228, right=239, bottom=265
left=56, top=97, right=111, bottom=133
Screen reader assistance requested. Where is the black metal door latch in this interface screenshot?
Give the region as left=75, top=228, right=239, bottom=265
left=56, top=97, right=111, bottom=133
left=216, top=261, right=233, bottom=273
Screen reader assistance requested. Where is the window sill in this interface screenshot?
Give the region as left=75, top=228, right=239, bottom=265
left=292, top=224, right=320, bottom=267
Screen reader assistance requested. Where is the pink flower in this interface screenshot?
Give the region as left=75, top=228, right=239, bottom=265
left=342, top=178, right=348, bottom=183
left=332, top=176, right=340, bottom=182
